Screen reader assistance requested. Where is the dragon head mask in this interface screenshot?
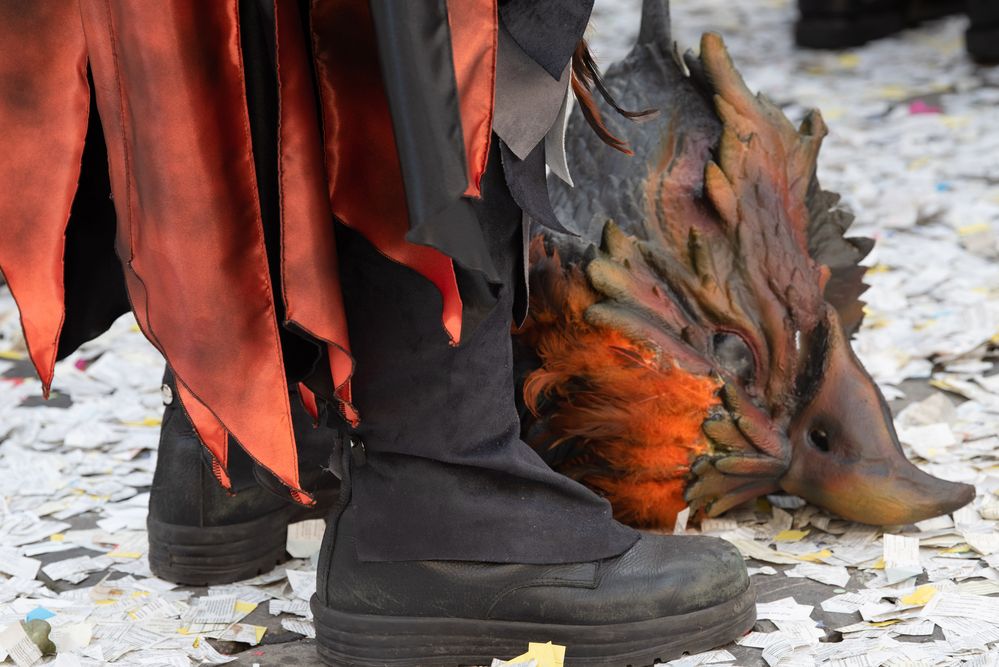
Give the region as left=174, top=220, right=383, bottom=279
left=516, top=0, right=974, bottom=528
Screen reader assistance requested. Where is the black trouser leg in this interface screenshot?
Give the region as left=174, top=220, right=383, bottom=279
left=335, top=147, right=636, bottom=564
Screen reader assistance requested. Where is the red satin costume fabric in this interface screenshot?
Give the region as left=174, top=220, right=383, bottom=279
left=310, top=0, right=466, bottom=345
left=448, top=0, right=497, bottom=199
left=0, top=0, right=497, bottom=500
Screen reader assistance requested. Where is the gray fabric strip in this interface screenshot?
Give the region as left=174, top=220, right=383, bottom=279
left=493, top=24, right=571, bottom=161
left=545, top=82, right=574, bottom=187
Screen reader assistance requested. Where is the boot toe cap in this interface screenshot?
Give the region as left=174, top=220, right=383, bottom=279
left=655, top=534, right=749, bottom=614
left=604, top=533, right=749, bottom=620
left=486, top=533, right=750, bottom=625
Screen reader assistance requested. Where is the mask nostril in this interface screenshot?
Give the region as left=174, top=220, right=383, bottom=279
left=809, top=428, right=830, bottom=452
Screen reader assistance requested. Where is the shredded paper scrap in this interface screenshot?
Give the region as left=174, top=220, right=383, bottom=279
left=2, top=0, right=999, bottom=664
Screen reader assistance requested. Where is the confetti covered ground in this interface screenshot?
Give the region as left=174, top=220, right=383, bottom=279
left=2, top=0, right=999, bottom=665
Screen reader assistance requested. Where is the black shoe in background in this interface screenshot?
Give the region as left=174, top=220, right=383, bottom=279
left=147, top=368, right=339, bottom=585
left=967, top=0, right=999, bottom=63
left=795, top=0, right=964, bottom=49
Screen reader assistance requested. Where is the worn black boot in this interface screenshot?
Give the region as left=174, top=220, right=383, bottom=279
left=311, top=449, right=755, bottom=667
left=795, top=0, right=962, bottom=49
left=967, top=0, right=999, bottom=63
left=306, top=131, right=756, bottom=663
left=147, top=368, right=339, bottom=585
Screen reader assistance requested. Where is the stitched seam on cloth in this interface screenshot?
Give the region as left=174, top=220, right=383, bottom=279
left=273, top=1, right=359, bottom=426
left=307, top=0, right=332, bottom=205
left=94, top=0, right=242, bottom=493
left=304, top=1, right=362, bottom=421
left=42, top=5, right=93, bottom=393
left=100, top=5, right=190, bottom=438
left=0, top=265, right=56, bottom=394
left=107, top=1, right=235, bottom=490
left=102, top=0, right=133, bottom=264
left=308, top=1, right=463, bottom=347
left=172, top=382, right=231, bottom=488
left=274, top=0, right=292, bottom=335
left=103, top=2, right=159, bottom=368
left=445, top=0, right=497, bottom=198
left=479, top=0, right=497, bottom=195
left=231, top=0, right=305, bottom=499
left=285, top=320, right=359, bottom=423
left=458, top=0, right=498, bottom=198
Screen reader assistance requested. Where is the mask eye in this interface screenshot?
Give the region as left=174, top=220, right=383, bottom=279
left=809, top=427, right=830, bottom=452
left=712, top=332, right=755, bottom=384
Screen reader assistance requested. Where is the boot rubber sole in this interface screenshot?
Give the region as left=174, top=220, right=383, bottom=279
left=148, top=508, right=299, bottom=586
left=311, top=583, right=756, bottom=667
left=148, top=485, right=338, bottom=586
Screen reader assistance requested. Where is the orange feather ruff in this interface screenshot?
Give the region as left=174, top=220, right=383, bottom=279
left=519, top=239, right=721, bottom=528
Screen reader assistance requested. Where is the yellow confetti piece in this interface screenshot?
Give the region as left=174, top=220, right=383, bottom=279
left=254, top=626, right=267, bottom=643
left=939, top=115, right=969, bottom=130
left=868, top=620, right=900, bottom=628
left=877, top=84, right=910, bottom=101
left=837, top=53, right=860, bottom=68
left=941, top=544, right=971, bottom=554
left=509, top=642, right=566, bottom=667
left=797, top=549, right=833, bottom=563
left=50, top=534, right=65, bottom=542
left=109, top=551, right=143, bottom=559
left=234, top=601, right=257, bottom=615
left=872, top=557, right=886, bottom=570
left=120, top=417, right=163, bottom=428
left=959, top=222, right=991, bottom=236
left=775, top=529, right=809, bottom=543
left=901, top=585, right=938, bottom=606
left=0, top=350, right=25, bottom=360
left=821, top=106, right=846, bottom=121
left=864, top=315, right=891, bottom=330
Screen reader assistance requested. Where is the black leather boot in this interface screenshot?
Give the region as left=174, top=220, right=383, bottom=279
left=310, top=448, right=755, bottom=667
left=967, top=0, right=999, bottom=63
left=147, top=368, right=339, bottom=585
left=795, top=0, right=961, bottom=49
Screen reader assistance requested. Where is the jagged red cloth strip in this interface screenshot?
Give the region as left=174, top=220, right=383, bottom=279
left=0, top=0, right=499, bottom=502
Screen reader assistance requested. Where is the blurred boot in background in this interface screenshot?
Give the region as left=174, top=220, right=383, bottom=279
left=795, top=0, right=993, bottom=63
left=966, top=0, right=999, bottom=63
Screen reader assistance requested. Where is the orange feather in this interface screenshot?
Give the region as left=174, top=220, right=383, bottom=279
left=520, top=240, right=721, bottom=528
